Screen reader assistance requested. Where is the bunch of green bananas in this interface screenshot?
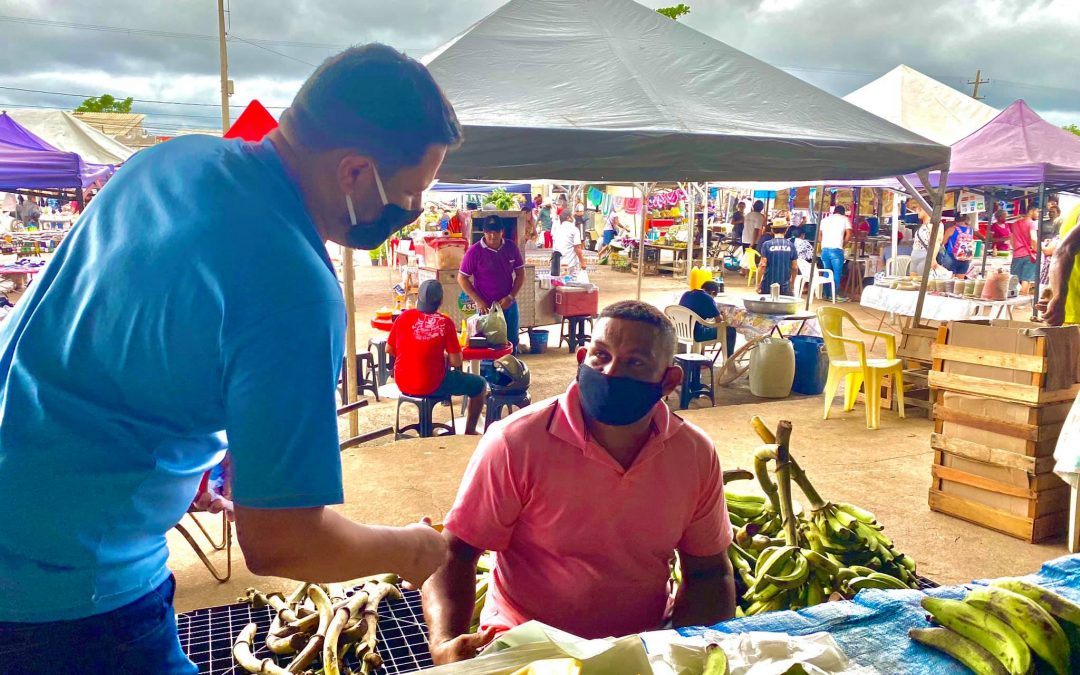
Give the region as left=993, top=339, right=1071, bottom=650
left=470, top=552, right=496, bottom=633
left=911, top=578, right=1080, bottom=675
left=803, top=501, right=919, bottom=591
left=736, top=544, right=841, bottom=616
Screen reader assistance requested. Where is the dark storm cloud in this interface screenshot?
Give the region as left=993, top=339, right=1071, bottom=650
left=0, top=0, right=1076, bottom=131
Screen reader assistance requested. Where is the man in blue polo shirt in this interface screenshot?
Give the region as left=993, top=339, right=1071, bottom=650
left=0, top=45, right=459, bottom=674
left=757, top=228, right=799, bottom=296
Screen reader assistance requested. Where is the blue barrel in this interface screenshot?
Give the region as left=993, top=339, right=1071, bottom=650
left=790, top=336, right=828, bottom=395
left=528, top=329, right=549, bottom=354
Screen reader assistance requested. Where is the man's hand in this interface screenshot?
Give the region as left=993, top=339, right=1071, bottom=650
left=1043, top=294, right=1066, bottom=327
left=475, top=299, right=490, bottom=314
left=430, top=627, right=496, bottom=666
left=499, top=296, right=514, bottom=310
left=193, top=490, right=235, bottom=522
left=397, top=523, right=449, bottom=588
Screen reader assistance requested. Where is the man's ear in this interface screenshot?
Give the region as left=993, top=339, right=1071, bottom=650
left=661, top=365, right=683, bottom=396
left=576, top=347, right=587, bottom=364
left=337, top=154, right=373, bottom=194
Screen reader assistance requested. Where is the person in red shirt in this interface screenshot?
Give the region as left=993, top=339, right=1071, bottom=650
left=388, top=280, right=488, bottom=434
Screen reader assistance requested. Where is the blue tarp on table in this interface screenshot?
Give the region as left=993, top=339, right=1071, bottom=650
left=678, top=554, right=1080, bottom=674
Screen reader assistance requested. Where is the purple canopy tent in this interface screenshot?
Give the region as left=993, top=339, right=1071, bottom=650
left=905, top=100, right=1080, bottom=321
left=0, top=112, right=115, bottom=192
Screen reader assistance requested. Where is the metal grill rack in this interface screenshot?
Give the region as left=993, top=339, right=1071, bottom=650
left=178, top=588, right=433, bottom=675
left=914, top=575, right=938, bottom=590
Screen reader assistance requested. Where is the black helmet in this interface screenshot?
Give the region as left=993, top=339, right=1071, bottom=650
left=487, top=355, right=530, bottom=394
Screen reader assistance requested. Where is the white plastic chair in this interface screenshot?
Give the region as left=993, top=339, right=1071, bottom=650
left=794, top=259, right=836, bottom=302
left=664, top=305, right=727, bottom=363
left=886, top=255, right=912, bottom=277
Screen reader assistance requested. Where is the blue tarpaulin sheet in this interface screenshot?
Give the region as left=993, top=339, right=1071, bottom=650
left=678, top=554, right=1080, bottom=674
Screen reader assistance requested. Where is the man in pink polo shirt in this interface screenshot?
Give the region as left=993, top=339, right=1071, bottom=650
left=422, top=301, right=735, bottom=665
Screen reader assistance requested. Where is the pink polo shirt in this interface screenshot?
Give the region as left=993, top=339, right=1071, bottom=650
left=443, top=382, right=732, bottom=639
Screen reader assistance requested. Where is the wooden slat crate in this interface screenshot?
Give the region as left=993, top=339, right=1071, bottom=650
left=927, top=320, right=1079, bottom=543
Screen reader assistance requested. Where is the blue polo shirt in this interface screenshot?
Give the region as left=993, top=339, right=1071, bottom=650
left=0, top=136, right=346, bottom=622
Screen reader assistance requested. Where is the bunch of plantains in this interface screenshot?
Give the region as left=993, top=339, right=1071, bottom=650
left=233, top=576, right=401, bottom=675
left=725, top=417, right=920, bottom=617
left=912, top=579, right=1080, bottom=675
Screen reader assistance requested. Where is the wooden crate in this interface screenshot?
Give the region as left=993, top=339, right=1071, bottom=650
left=928, top=320, right=1080, bottom=406
left=926, top=320, right=1078, bottom=543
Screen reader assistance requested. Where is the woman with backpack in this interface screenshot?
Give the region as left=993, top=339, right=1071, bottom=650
left=937, top=213, right=976, bottom=276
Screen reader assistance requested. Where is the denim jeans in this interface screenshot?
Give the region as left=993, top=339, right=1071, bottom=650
left=820, top=248, right=845, bottom=300
left=504, top=300, right=520, bottom=348
left=0, top=576, right=196, bottom=675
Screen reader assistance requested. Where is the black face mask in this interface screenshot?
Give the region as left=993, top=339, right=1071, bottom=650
left=576, top=363, right=664, bottom=426
left=343, top=164, right=423, bottom=250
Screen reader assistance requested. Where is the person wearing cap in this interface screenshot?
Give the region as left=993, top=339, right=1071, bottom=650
left=459, top=216, right=526, bottom=351
left=388, top=280, right=488, bottom=435
left=0, top=45, right=458, bottom=673
left=757, top=224, right=799, bottom=296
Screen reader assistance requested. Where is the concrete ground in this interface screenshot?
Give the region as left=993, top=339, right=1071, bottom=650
left=168, top=262, right=1069, bottom=613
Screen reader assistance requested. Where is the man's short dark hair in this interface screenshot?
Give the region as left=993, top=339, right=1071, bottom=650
left=753, top=200, right=765, bottom=212
left=482, top=215, right=503, bottom=232
left=834, top=205, right=846, bottom=215
left=599, top=301, right=676, bottom=361
left=283, top=44, right=463, bottom=175
left=700, top=280, right=720, bottom=295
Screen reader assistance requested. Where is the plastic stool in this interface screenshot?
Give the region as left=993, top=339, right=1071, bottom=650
left=484, top=391, right=531, bottom=428
left=368, top=336, right=390, bottom=386
left=674, top=353, right=715, bottom=410
left=356, top=353, right=380, bottom=401
left=395, top=394, right=456, bottom=439
left=558, top=315, right=594, bottom=353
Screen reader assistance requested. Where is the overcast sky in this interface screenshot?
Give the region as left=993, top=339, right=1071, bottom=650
left=0, top=0, right=1077, bottom=136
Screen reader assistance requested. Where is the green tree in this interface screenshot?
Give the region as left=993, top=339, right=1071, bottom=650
left=74, top=94, right=134, bottom=113
left=1064, top=124, right=1080, bottom=137
left=656, top=3, right=691, bottom=20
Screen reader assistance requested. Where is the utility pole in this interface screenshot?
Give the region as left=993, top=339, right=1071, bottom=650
left=968, top=69, right=989, bottom=100
left=217, top=0, right=231, bottom=133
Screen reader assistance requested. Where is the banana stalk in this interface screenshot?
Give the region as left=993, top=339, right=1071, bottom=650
left=285, top=585, right=333, bottom=674
left=233, top=623, right=292, bottom=675
left=322, top=591, right=370, bottom=675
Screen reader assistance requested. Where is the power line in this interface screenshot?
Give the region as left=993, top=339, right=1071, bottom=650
left=0, top=84, right=286, bottom=110
left=228, top=34, right=317, bottom=68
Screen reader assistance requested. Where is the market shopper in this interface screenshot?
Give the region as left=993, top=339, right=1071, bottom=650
left=1011, top=207, right=1040, bottom=293
left=422, top=301, right=735, bottom=664
left=819, top=205, right=852, bottom=300
left=937, top=213, right=976, bottom=276
left=389, top=280, right=488, bottom=435
left=459, top=215, right=526, bottom=350
left=730, top=200, right=746, bottom=247
left=553, top=210, right=586, bottom=275
left=988, top=209, right=1011, bottom=252
left=757, top=229, right=799, bottom=296
left=0, top=45, right=458, bottom=674
left=1042, top=204, right=1080, bottom=326
left=744, top=199, right=766, bottom=250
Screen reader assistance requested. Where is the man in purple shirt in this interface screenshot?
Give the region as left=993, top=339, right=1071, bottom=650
left=459, top=215, right=525, bottom=349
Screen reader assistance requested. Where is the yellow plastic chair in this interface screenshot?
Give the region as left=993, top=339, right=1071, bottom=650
left=744, top=248, right=762, bottom=287
left=817, top=306, right=904, bottom=430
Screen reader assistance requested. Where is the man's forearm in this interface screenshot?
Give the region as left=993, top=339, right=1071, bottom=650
left=510, top=271, right=525, bottom=298
left=422, top=554, right=478, bottom=646
left=236, top=506, right=428, bottom=582
left=459, top=275, right=484, bottom=306
left=671, top=567, right=736, bottom=628
left=1048, top=234, right=1077, bottom=307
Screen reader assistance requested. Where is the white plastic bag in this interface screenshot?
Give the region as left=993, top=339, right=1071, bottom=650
left=1053, top=395, right=1080, bottom=476
left=645, top=630, right=879, bottom=675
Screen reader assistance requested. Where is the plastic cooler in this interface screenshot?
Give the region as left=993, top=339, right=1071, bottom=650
left=554, top=286, right=599, bottom=317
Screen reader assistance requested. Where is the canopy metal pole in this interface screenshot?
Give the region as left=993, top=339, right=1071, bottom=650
left=803, top=184, right=828, bottom=311
left=686, top=184, right=696, bottom=283
left=1032, top=182, right=1047, bottom=319
left=635, top=182, right=653, bottom=301
left=980, top=189, right=995, bottom=276
left=702, top=183, right=710, bottom=269
left=908, top=169, right=951, bottom=328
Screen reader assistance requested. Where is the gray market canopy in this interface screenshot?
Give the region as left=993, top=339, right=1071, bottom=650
left=423, top=0, right=949, bottom=183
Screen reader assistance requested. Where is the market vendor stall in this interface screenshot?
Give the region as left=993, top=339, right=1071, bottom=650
left=715, top=297, right=820, bottom=340
left=861, top=285, right=1033, bottom=322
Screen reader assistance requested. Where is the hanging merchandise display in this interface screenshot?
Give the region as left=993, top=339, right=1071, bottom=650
left=623, top=197, right=643, bottom=215
left=647, top=187, right=687, bottom=210
left=587, top=186, right=604, bottom=207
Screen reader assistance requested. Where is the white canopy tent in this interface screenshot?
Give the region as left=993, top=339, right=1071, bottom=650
left=7, top=109, right=134, bottom=165
left=843, top=65, right=999, bottom=146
